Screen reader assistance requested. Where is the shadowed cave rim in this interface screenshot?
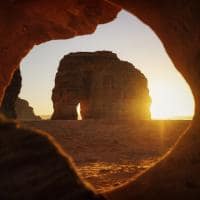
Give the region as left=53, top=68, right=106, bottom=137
left=0, top=1, right=200, bottom=199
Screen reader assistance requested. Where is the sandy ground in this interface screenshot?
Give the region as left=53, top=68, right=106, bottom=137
left=22, top=120, right=190, bottom=192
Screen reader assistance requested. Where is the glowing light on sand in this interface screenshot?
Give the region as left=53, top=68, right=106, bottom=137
left=76, top=103, right=82, bottom=120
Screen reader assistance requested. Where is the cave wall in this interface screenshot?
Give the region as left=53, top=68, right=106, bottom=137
left=0, top=1, right=200, bottom=199
left=51, top=51, right=151, bottom=120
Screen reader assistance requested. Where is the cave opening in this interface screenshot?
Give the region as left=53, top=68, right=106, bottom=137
left=10, top=9, right=194, bottom=189
left=19, top=10, right=194, bottom=121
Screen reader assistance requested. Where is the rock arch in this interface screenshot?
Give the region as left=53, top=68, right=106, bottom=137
left=51, top=51, right=151, bottom=120
left=0, top=1, right=200, bottom=199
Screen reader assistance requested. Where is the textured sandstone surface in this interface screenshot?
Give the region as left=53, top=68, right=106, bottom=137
left=16, top=98, right=41, bottom=121
left=0, top=1, right=200, bottom=200
left=51, top=51, right=151, bottom=120
left=0, top=69, right=21, bottom=118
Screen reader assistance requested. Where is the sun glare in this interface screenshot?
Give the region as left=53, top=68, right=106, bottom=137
left=150, top=84, right=194, bottom=119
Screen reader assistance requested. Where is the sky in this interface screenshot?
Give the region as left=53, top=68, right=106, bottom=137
left=19, top=10, right=194, bottom=119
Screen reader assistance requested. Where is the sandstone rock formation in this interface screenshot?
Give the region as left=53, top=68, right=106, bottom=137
left=0, top=1, right=200, bottom=200
left=0, top=69, right=21, bottom=118
left=0, top=68, right=41, bottom=120
left=51, top=51, right=151, bottom=120
left=16, top=98, right=41, bottom=121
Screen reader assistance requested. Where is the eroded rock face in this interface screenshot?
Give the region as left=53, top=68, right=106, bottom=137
left=51, top=51, right=151, bottom=120
left=15, top=98, right=41, bottom=121
left=0, top=69, right=21, bottom=118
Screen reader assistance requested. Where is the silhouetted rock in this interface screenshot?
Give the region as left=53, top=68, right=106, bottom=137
left=51, top=51, right=151, bottom=120
left=0, top=68, right=40, bottom=120
left=0, top=69, right=21, bottom=118
left=15, top=98, right=41, bottom=120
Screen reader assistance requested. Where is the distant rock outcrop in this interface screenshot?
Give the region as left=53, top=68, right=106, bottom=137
left=51, top=51, right=151, bottom=120
left=0, top=69, right=22, bottom=118
left=0, top=68, right=41, bottom=120
left=15, top=98, right=41, bottom=121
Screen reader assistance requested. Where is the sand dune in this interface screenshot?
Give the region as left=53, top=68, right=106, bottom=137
left=22, top=120, right=189, bottom=192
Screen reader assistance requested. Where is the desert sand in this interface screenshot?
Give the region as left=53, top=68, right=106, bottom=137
left=22, top=120, right=189, bottom=192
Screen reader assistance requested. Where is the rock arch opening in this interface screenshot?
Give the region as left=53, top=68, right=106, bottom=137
left=19, top=10, right=194, bottom=121
left=76, top=103, right=82, bottom=120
